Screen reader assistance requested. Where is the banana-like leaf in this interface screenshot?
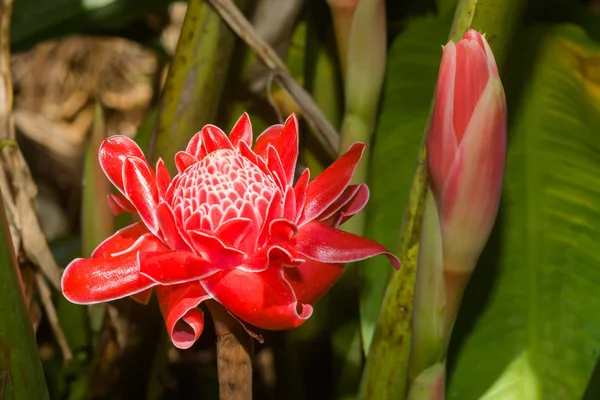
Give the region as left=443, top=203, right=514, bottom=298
left=448, top=25, right=600, bottom=399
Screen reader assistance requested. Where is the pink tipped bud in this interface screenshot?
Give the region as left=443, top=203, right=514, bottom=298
left=426, top=30, right=507, bottom=274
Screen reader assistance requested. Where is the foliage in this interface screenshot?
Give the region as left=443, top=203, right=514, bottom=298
left=3, top=0, right=600, bottom=399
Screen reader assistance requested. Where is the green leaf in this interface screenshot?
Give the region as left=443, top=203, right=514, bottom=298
left=359, top=12, right=451, bottom=356
left=0, top=196, right=49, bottom=399
left=448, top=24, right=600, bottom=399
left=479, top=351, right=541, bottom=400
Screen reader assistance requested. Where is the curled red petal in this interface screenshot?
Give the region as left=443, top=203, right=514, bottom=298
left=188, top=230, right=247, bottom=269
left=202, top=268, right=312, bottom=330
left=156, top=202, right=192, bottom=252
left=276, top=114, right=299, bottom=185
left=229, top=112, right=253, bottom=148
left=138, top=250, right=222, bottom=284
left=285, top=259, right=344, bottom=304
left=266, top=145, right=287, bottom=189
left=157, top=283, right=210, bottom=349
left=269, top=219, right=297, bottom=243
left=202, top=125, right=234, bottom=154
left=156, top=158, right=171, bottom=199
left=258, top=190, right=283, bottom=245
left=123, top=157, right=159, bottom=235
left=62, top=252, right=155, bottom=304
left=91, top=222, right=165, bottom=259
left=99, top=135, right=147, bottom=192
left=295, top=221, right=401, bottom=269
left=214, top=218, right=253, bottom=248
left=253, top=124, right=283, bottom=159
left=293, top=168, right=310, bottom=222
left=185, top=131, right=204, bottom=159
left=319, top=184, right=370, bottom=227
left=107, top=193, right=136, bottom=216
left=283, top=186, right=296, bottom=221
left=175, top=151, right=198, bottom=174
left=300, top=143, right=366, bottom=224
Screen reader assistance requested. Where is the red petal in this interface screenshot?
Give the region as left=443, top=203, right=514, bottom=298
left=300, top=143, right=366, bottom=224
left=99, top=135, right=147, bottom=192
left=319, top=184, right=369, bottom=227
left=123, top=157, right=159, bottom=235
left=156, top=158, right=171, bottom=199
left=229, top=112, right=253, bottom=148
left=175, top=151, right=198, bottom=174
left=185, top=131, right=205, bottom=159
left=138, top=250, right=222, bottom=284
left=283, top=185, right=296, bottom=221
left=258, top=190, right=283, bottom=245
left=62, top=253, right=155, bottom=304
left=214, top=217, right=253, bottom=248
left=295, top=221, right=401, bottom=269
left=293, top=168, right=310, bottom=222
left=276, top=115, right=299, bottom=185
left=284, top=259, right=343, bottom=304
left=202, top=268, right=312, bottom=330
left=156, top=202, right=192, bottom=252
left=201, top=125, right=234, bottom=154
left=157, top=283, right=210, bottom=349
left=130, top=288, right=153, bottom=305
left=253, top=124, right=283, bottom=159
left=188, top=230, right=247, bottom=269
left=91, top=222, right=165, bottom=259
left=107, top=193, right=136, bottom=215
left=269, top=219, right=297, bottom=243
left=266, top=145, right=286, bottom=189
left=268, top=244, right=305, bottom=267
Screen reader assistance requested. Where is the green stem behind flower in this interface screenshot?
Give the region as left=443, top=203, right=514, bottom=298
left=150, top=0, right=247, bottom=172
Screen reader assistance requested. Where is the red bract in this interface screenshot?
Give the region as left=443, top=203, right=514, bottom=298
left=427, top=30, right=506, bottom=273
left=62, top=113, right=400, bottom=349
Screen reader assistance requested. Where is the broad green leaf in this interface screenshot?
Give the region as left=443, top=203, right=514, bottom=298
left=448, top=25, right=600, bottom=399
left=359, top=12, right=451, bottom=356
left=479, top=351, right=541, bottom=400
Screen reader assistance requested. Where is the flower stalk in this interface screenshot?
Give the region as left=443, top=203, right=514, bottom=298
left=207, top=301, right=254, bottom=400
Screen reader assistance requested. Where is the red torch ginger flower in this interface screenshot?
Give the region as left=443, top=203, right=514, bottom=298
left=427, top=30, right=507, bottom=274
left=62, top=113, right=400, bottom=349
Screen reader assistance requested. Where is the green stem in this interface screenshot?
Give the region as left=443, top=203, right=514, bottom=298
left=0, top=185, right=49, bottom=400
left=149, top=0, right=247, bottom=172
left=408, top=190, right=445, bottom=384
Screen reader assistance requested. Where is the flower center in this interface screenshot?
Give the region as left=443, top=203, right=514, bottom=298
left=170, top=149, right=279, bottom=231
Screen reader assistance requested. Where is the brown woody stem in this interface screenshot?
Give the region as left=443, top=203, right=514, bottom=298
left=207, top=301, right=254, bottom=400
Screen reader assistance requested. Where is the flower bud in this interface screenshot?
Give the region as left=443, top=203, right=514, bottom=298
left=426, top=30, right=507, bottom=274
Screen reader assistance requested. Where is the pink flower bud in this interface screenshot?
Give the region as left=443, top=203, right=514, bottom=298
left=426, top=30, right=507, bottom=274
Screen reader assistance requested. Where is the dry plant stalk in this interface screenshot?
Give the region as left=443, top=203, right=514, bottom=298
left=0, top=0, right=71, bottom=361
left=207, top=0, right=340, bottom=158
left=208, top=301, right=254, bottom=400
